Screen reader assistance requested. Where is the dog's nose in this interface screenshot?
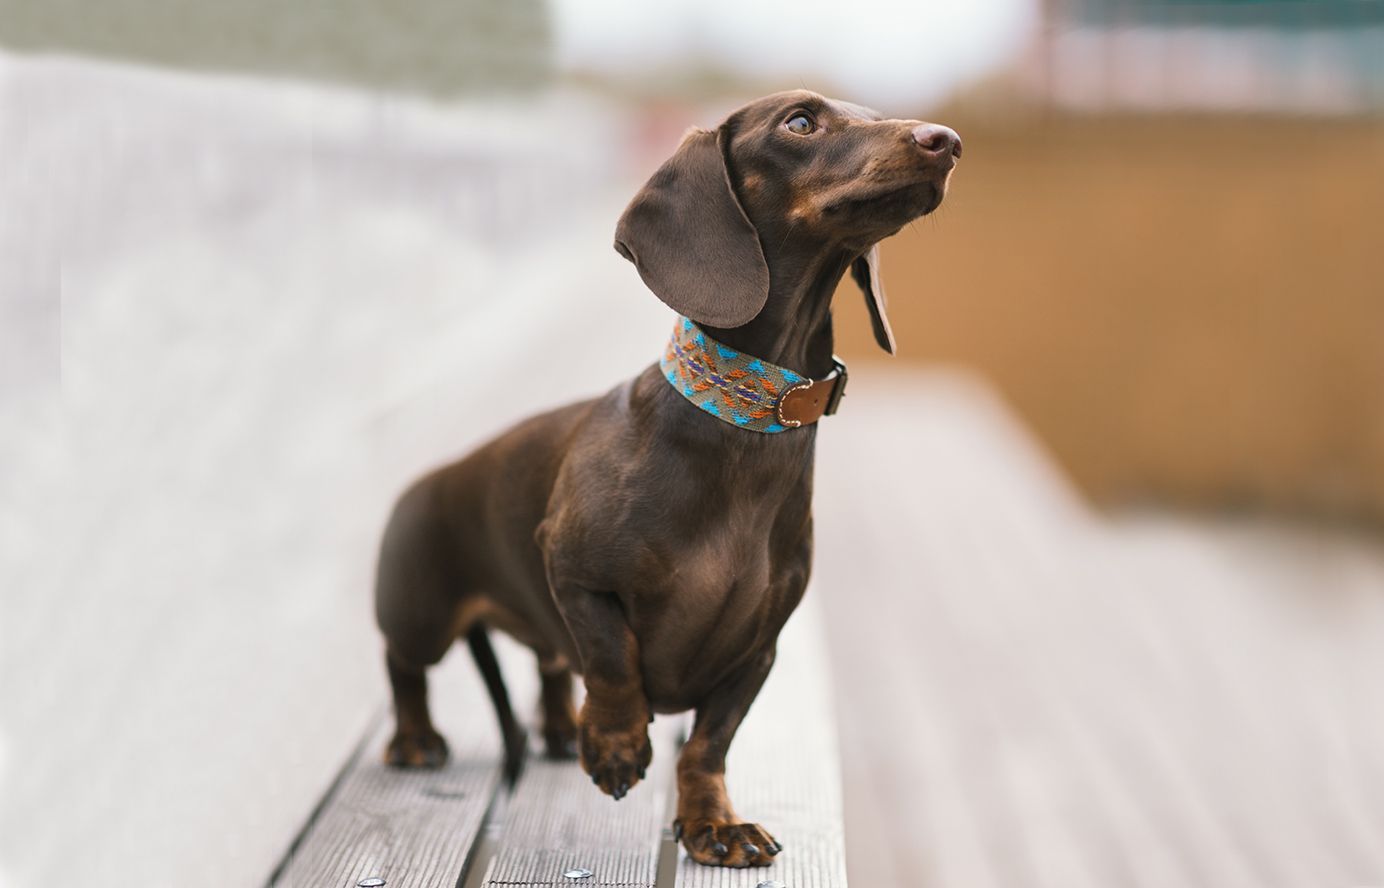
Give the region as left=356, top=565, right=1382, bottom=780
left=912, top=123, right=962, bottom=160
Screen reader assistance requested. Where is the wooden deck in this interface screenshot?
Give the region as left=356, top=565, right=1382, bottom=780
left=269, top=604, right=848, bottom=888
left=4, top=54, right=1384, bottom=888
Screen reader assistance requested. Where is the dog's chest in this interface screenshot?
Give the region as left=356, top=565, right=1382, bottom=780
left=631, top=519, right=807, bottom=709
left=657, top=521, right=774, bottom=595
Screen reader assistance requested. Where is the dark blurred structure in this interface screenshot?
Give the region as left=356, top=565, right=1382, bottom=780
left=834, top=0, right=1384, bottom=523
left=1029, top=0, right=1382, bottom=111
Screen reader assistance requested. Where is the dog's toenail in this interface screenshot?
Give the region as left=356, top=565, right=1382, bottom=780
left=637, top=767, right=646, bottom=778
left=742, top=843, right=760, bottom=856
left=712, top=841, right=729, bottom=856
left=767, top=841, right=781, bottom=855
left=673, top=820, right=684, bottom=840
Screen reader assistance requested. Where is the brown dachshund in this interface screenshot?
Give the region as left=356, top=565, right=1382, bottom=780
left=374, top=90, right=960, bottom=867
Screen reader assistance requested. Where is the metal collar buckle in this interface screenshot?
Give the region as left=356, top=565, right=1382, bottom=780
left=823, top=356, right=848, bottom=416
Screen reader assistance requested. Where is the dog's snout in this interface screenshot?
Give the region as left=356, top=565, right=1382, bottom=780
left=911, top=123, right=962, bottom=160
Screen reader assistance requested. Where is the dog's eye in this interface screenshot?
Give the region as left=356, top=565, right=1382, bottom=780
left=784, top=114, right=816, bottom=135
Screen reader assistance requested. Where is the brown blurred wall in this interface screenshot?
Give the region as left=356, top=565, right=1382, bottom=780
left=834, top=114, right=1384, bottom=519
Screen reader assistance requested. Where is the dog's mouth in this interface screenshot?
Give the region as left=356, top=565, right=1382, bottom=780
left=873, top=180, right=944, bottom=217
left=826, top=178, right=945, bottom=225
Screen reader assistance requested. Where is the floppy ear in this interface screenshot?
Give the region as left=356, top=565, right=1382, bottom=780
left=851, top=244, right=896, bottom=354
left=614, top=127, right=769, bottom=328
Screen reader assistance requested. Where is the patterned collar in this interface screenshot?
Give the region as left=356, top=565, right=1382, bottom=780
left=659, top=316, right=847, bottom=434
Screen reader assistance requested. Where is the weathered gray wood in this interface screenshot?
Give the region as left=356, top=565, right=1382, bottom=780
left=270, top=654, right=512, bottom=888
left=480, top=718, right=685, bottom=888
left=674, top=604, right=849, bottom=888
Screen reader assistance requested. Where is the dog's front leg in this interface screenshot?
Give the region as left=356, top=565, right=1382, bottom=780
left=675, top=648, right=781, bottom=868
left=553, top=585, right=652, bottom=800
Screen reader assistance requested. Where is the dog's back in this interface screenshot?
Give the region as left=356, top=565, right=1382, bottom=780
left=375, top=395, right=597, bottom=670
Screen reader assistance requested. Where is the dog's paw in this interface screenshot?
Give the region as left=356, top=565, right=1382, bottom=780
left=578, top=714, right=651, bottom=800
left=675, top=819, right=780, bottom=868
left=384, top=727, right=449, bottom=768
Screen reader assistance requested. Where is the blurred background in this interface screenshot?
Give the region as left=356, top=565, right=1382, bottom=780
left=2, top=1, right=1381, bottom=886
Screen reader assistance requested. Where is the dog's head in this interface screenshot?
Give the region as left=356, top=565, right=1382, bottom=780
left=615, top=90, right=960, bottom=354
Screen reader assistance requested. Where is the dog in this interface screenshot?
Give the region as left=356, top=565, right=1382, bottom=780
left=374, top=90, right=960, bottom=868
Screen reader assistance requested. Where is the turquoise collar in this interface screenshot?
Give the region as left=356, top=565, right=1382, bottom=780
left=659, top=317, right=847, bottom=434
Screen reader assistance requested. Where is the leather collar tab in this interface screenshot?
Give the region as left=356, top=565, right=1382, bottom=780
left=659, top=316, right=847, bottom=433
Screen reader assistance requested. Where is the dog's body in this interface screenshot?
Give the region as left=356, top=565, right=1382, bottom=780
left=379, top=367, right=810, bottom=713
left=375, top=91, right=959, bottom=867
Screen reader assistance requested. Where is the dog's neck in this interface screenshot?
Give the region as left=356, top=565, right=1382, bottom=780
left=703, top=246, right=855, bottom=379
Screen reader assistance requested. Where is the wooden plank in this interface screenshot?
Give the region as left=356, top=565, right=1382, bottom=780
left=675, top=602, right=850, bottom=888
left=270, top=653, right=510, bottom=888
left=479, top=717, right=684, bottom=888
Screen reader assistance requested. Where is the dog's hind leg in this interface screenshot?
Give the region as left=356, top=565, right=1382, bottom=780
left=538, top=659, right=579, bottom=760
left=384, top=648, right=449, bottom=767
left=375, top=478, right=465, bottom=768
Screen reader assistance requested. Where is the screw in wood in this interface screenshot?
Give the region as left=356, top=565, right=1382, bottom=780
left=357, top=879, right=386, bottom=887
left=756, top=881, right=786, bottom=888
left=562, top=868, right=594, bottom=880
